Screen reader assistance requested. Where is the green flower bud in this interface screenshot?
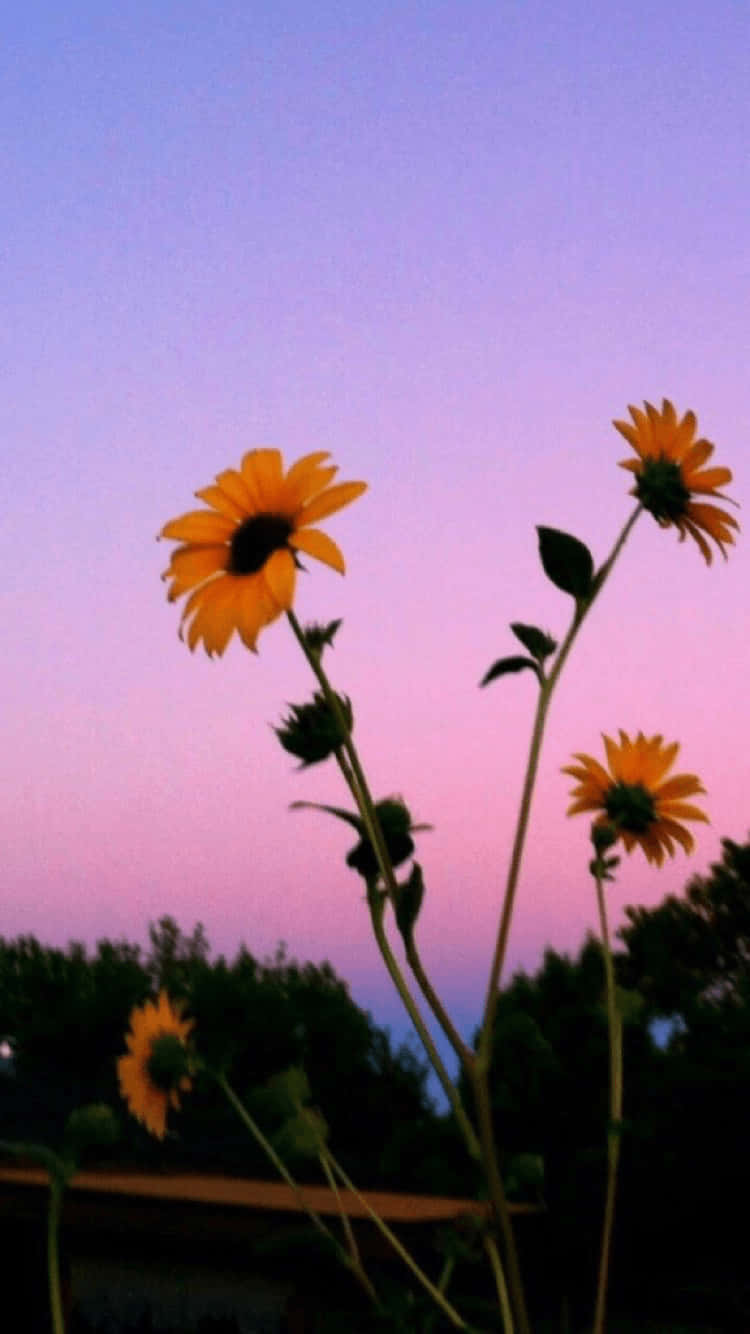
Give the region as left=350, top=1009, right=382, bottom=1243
left=275, top=692, right=353, bottom=766
left=301, top=619, right=342, bottom=657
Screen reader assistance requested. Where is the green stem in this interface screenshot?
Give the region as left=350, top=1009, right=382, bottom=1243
left=47, top=1171, right=66, bottom=1334
left=479, top=504, right=642, bottom=1061
left=404, top=931, right=474, bottom=1071
left=287, top=609, right=481, bottom=1163
left=468, top=1066, right=531, bottom=1334
left=484, top=1234, right=515, bottom=1334
left=470, top=504, right=641, bottom=1334
left=368, top=889, right=481, bottom=1161
left=592, top=865, right=623, bottom=1334
left=319, top=1149, right=380, bottom=1307
left=324, top=1148, right=470, bottom=1329
left=217, top=1073, right=336, bottom=1249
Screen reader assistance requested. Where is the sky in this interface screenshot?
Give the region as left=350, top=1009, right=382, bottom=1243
left=3, top=1, right=749, bottom=1075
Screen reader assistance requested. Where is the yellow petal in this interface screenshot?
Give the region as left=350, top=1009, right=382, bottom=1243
left=686, top=466, right=733, bottom=493
left=263, top=548, right=296, bottom=610
left=656, top=818, right=695, bottom=854
left=194, top=485, right=247, bottom=520
left=163, top=546, right=228, bottom=599
left=603, top=733, right=624, bottom=781
left=235, top=574, right=279, bottom=650
left=654, top=774, right=706, bottom=801
left=297, top=480, right=368, bottom=526
left=241, top=449, right=284, bottom=509
left=283, top=464, right=339, bottom=514
left=214, top=469, right=256, bottom=514
left=656, top=801, right=709, bottom=822
left=612, top=419, right=642, bottom=453
left=289, top=526, right=346, bottom=573
left=161, top=511, right=236, bottom=544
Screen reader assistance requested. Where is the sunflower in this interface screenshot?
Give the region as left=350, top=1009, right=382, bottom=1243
left=117, top=992, right=194, bottom=1140
left=160, top=450, right=367, bottom=655
left=563, top=730, right=708, bottom=867
left=613, top=399, right=738, bottom=563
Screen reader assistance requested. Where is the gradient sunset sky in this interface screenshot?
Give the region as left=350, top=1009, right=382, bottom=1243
left=4, top=2, right=749, bottom=1057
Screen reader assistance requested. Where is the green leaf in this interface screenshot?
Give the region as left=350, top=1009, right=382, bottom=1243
left=289, top=800, right=364, bottom=834
left=480, top=656, right=539, bottom=687
left=537, top=527, right=594, bottom=599
left=510, top=622, right=557, bottom=660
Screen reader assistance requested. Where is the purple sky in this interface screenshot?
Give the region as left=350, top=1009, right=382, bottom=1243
left=4, top=2, right=749, bottom=1062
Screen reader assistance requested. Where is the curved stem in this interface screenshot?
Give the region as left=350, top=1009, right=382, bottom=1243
left=323, top=1147, right=470, bottom=1329
left=479, top=504, right=642, bottom=1061
left=404, top=931, right=474, bottom=1071
left=592, top=865, right=623, bottom=1334
left=319, top=1149, right=380, bottom=1307
left=287, top=609, right=481, bottom=1163
left=368, top=889, right=481, bottom=1160
left=470, top=504, right=641, bottom=1334
left=217, top=1073, right=337, bottom=1250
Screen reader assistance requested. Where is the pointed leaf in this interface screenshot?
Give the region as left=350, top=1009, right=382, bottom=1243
left=480, top=656, right=540, bottom=688
left=537, top=527, right=594, bottom=599
left=289, top=800, right=363, bottom=834
left=510, top=622, right=557, bottom=660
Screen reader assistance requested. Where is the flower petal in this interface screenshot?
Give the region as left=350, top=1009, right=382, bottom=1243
left=161, top=511, right=236, bottom=543
left=297, top=480, right=368, bottom=526
left=263, top=547, right=296, bottom=610
left=289, top=526, right=346, bottom=573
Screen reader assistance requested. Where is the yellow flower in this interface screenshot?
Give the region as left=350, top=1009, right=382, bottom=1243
left=117, top=992, right=194, bottom=1140
left=613, top=399, right=738, bottom=563
left=563, top=730, right=708, bottom=867
left=160, top=450, right=367, bottom=655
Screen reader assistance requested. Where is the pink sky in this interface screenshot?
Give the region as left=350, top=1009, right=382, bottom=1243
left=3, top=2, right=749, bottom=1059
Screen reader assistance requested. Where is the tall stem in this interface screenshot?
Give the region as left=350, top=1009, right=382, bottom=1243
left=287, top=609, right=481, bottom=1162
left=319, top=1149, right=380, bottom=1307
left=471, top=505, right=641, bottom=1334
left=47, top=1172, right=66, bottom=1334
left=217, top=1073, right=336, bottom=1248
left=592, top=866, right=623, bottom=1334
left=479, top=505, right=642, bottom=1061
left=484, top=1234, right=515, bottom=1334
left=323, top=1148, right=470, bottom=1329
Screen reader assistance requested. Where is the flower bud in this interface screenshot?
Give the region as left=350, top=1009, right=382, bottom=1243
left=275, top=692, right=353, bottom=766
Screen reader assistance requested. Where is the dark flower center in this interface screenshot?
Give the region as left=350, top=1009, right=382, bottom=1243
left=635, top=456, right=690, bottom=523
left=604, top=782, right=656, bottom=834
left=230, top=514, right=293, bottom=575
left=147, top=1033, right=190, bottom=1091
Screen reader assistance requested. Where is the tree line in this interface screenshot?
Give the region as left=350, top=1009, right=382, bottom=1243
left=2, top=836, right=749, bottom=1325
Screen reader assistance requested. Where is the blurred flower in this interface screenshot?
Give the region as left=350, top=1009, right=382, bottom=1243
left=160, top=451, right=367, bottom=655
left=614, top=399, right=738, bottom=563
left=563, top=730, right=708, bottom=866
left=275, top=691, right=353, bottom=766
left=117, top=992, right=194, bottom=1140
